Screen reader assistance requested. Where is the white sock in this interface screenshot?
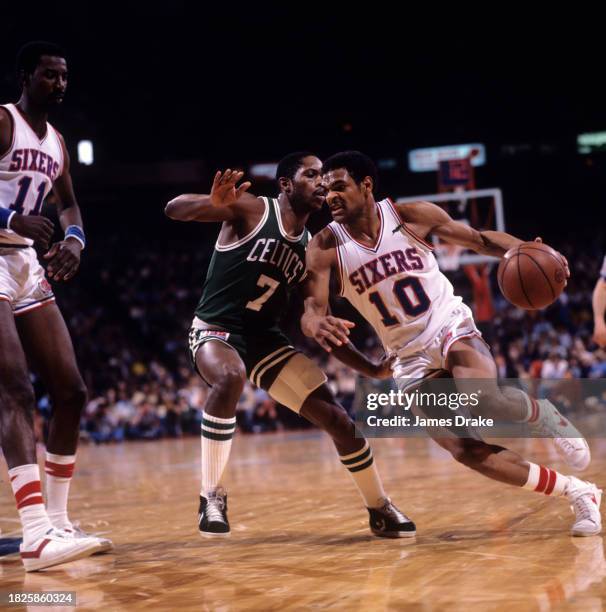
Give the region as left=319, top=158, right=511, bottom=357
left=44, top=452, right=76, bottom=529
left=523, top=462, right=569, bottom=496
left=339, top=441, right=387, bottom=509
left=517, top=392, right=540, bottom=423
left=201, top=413, right=236, bottom=496
left=9, top=464, right=53, bottom=545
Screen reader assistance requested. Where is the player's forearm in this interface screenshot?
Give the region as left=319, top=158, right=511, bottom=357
left=164, top=194, right=213, bottom=221
left=476, top=230, right=523, bottom=257
left=301, top=297, right=328, bottom=337
left=330, top=342, right=380, bottom=378
left=58, top=203, right=83, bottom=231
left=593, top=279, right=606, bottom=327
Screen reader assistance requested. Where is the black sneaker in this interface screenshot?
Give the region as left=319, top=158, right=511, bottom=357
left=368, top=498, right=416, bottom=538
left=198, top=488, right=230, bottom=537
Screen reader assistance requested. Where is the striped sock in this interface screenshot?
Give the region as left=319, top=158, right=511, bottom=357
left=523, top=462, right=569, bottom=496
left=517, top=392, right=540, bottom=423
left=9, top=464, right=53, bottom=545
left=339, top=441, right=387, bottom=509
left=45, top=452, right=76, bottom=530
left=201, top=413, right=236, bottom=496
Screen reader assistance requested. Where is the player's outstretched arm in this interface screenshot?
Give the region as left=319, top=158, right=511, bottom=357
left=592, top=258, right=606, bottom=347
left=302, top=230, right=391, bottom=378
left=397, top=200, right=524, bottom=257
left=43, top=134, right=85, bottom=282
left=165, top=169, right=254, bottom=222
left=397, top=200, right=570, bottom=278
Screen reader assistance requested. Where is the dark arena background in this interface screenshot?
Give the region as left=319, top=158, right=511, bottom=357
left=1, top=5, right=605, bottom=610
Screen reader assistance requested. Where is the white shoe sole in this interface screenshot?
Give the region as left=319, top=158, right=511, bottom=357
left=22, top=540, right=101, bottom=572
left=571, top=526, right=602, bottom=537
left=371, top=528, right=417, bottom=539
left=199, top=530, right=231, bottom=538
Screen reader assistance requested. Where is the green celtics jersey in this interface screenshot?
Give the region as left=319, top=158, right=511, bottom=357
left=195, top=196, right=310, bottom=334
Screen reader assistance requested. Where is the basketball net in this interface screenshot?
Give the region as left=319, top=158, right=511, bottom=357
left=435, top=243, right=464, bottom=271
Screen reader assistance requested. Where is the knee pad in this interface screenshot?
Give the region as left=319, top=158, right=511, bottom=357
left=267, top=352, right=327, bottom=413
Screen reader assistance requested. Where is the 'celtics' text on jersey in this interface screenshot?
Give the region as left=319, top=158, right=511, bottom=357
left=195, top=197, right=309, bottom=333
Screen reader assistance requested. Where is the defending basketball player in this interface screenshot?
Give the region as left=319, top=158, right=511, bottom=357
left=166, top=153, right=415, bottom=539
left=301, top=151, right=601, bottom=536
left=0, top=42, right=112, bottom=571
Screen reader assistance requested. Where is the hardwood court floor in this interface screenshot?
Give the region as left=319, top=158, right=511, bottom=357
left=1, top=433, right=606, bottom=611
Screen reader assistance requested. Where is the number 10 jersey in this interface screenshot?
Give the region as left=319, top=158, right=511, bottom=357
left=327, top=198, right=463, bottom=360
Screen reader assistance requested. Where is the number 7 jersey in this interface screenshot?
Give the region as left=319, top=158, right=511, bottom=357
left=0, top=104, right=64, bottom=246
left=195, top=196, right=309, bottom=334
left=327, top=198, right=463, bottom=358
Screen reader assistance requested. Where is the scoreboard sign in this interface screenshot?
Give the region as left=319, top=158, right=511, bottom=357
left=408, top=144, right=486, bottom=172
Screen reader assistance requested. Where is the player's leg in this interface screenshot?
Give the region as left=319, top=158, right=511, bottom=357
left=193, top=337, right=246, bottom=536
left=446, top=335, right=590, bottom=470
left=441, top=339, right=600, bottom=535
left=264, top=352, right=415, bottom=538
left=15, top=302, right=111, bottom=552
left=0, top=301, right=99, bottom=569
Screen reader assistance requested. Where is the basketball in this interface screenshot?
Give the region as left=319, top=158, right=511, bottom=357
left=497, top=241, right=567, bottom=309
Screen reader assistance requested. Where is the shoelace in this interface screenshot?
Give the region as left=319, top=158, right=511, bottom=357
left=381, top=501, right=409, bottom=523
left=206, top=496, right=226, bottom=523
left=557, top=438, right=577, bottom=452
left=572, top=493, right=596, bottom=523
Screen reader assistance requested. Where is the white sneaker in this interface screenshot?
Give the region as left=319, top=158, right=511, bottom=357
left=566, top=477, right=602, bottom=537
left=62, top=524, right=113, bottom=554
left=529, top=400, right=591, bottom=470
left=20, top=527, right=101, bottom=572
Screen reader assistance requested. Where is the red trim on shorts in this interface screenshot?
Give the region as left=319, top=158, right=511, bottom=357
left=13, top=296, right=55, bottom=316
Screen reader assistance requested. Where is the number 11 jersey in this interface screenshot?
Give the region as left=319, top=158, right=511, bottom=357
left=0, top=103, right=64, bottom=246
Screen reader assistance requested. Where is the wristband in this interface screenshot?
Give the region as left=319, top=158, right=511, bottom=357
left=0, top=208, right=16, bottom=230
left=65, top=225, right=86, bottom=249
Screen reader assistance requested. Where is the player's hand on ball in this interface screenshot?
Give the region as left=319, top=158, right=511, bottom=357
left=534, top=236, right=570, bottom=284
left=43, top=239, right=82, bottom=281
left=209, top=169, right=252, bottom=207
left=307, top=315, right=355, bottom=352
left=10, top=214, right=54, bottom=249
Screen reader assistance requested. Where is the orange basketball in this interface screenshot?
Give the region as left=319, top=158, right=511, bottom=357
left=497, top=242, right=567, bottom=309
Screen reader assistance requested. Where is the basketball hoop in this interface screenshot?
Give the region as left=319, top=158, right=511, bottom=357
left=435, top=243, right=464, bottom=271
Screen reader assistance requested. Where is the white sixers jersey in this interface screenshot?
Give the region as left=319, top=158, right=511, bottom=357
left=0, top=103, right=64, bottom=246
left=327, top=198, right=462, bottom=358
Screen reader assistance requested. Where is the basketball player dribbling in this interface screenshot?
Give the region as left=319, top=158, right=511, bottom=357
left=166, top=153, right=415, bottom=539
left=302, top=151, right=601, bottom=536
left=0, top=42, right=111, bottom=571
